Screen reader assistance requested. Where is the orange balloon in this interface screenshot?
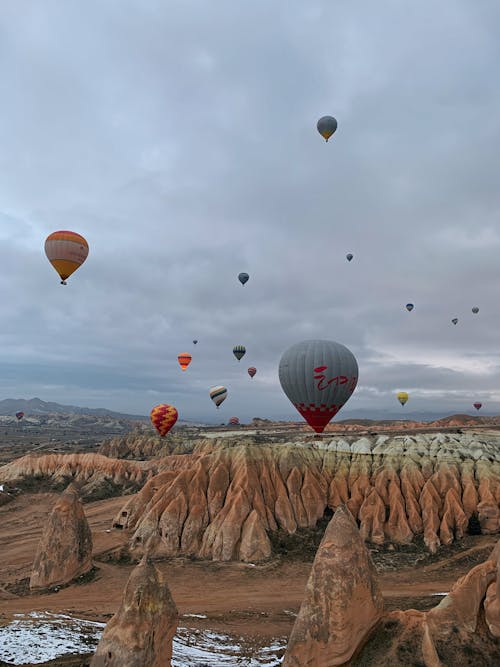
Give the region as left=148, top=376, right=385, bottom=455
left=45, top=230, right=89, bottom=284
left=177, top=353, right=192, bottom=371
left=150, top=404, right=178, bottom=437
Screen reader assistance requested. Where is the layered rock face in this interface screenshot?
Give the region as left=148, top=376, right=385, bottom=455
left=114, top=432, right=499, bottom=561
left=284, top=516, right=500, bottom=665
left=0, top=453, right=152, bottom=499
left=91, top=556, right=178, bottom=667
left=30, top=483, right=93, bottom=590
left=282, top=505, right=384, bottom=666
left=100, top=431, right=196, bottom=459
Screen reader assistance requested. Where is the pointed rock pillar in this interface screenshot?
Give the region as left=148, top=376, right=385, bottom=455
left=91, top=556, right=179, bottom=667
left=30, top=483, right=93, bottom=590
left=283, top=504, right=384, bottom=666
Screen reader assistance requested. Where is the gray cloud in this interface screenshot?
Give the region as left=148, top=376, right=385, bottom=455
left=1, top=1, right=500, bottom=422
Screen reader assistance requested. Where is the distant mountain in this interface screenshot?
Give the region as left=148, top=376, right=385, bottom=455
left=0, top=397, right=148, bottom=421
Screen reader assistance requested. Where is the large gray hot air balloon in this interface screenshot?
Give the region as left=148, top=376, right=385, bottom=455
left=279, top=339, right=358, bottom=433
left=317, top=116, right=338, bottom=142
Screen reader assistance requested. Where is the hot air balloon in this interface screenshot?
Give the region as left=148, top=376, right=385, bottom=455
left=248, top=366, right=257, bottom=378
left=397, top=392, right=409, bottom=406
left=15, top=411, right=24, bottom=420
left=210, top=386, right=227, bottom=408
left=406, top=304, right=414, bottom=312
left=193, top=340, right=198, bottom=345
left=150, top=404, right=178, bottom=437
left=233, top=345, right=246, bottom=361
left=451, top=318, right=458, bottom=325
left=44, top=231, right=89, bottom=285
left=229, top=416, right=240, bottom=426
left=238, top=272, right=249, bottom=285
left=177, top=353, right=192, bottom=371
left=279, top=339, right=358, bottom=433
left=472, top=307, right=479, bottom=314
left=346, top=253, right=353, bottom=262
left=473, top=402, right=482, bottom=411
left=317, top=116, right=338, bottom=142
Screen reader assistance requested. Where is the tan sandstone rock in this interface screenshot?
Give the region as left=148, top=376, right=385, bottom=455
left=91, top=556, right=178, bottom=667
left=29, top=483, right=93, bottom=591
left=282, top=504, right=384, bottom=666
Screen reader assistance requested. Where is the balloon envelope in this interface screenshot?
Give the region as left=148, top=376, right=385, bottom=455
left=406, top=304, right=414, bottom=312
left=210, top=386, right=227, bottom=408
left=150, top=404, right=178, bottom=437
left=279, top=339, right=358, bottom=433
left=238, top=272, right=249, bottom=285
left=346, top=253, right=353, bottom=262
left=229, top=416, right=240, bottom=425
left=451, top=318, right=458, bottom=325
left=45, top=231, right=89, bottom=284
left=193, top=340, right=198, bottom=345
left=473, top=402, right=482, bottom=410
left=472, top=307, right=479, bottom=314
left=177, top=353, right=192, bottom=371
left=397, top=392, right=409, bottom=406
left=248, top=366, right=257, bottom=378
left=317, top=116, right=338, bottom=142
left=15, top=411, right=24, bottom=420
left=233, top=345, right=246, bottom=361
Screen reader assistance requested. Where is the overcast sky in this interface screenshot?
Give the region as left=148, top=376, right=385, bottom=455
left=1, top=1, right=500, bottom=422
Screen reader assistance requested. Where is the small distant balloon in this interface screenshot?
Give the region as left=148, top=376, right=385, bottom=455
left=229, top=416, right=240, bottom=426
left=397, top=391, right=409, bottom=406
left=238, top=272, right=249, bottom=285
left=451, top=318, right=458, bottom=325
left=193, top=340, right=198, bottom=345
left=177, top=353, right=192, bottom=371
left=473, top=402, right=482, bottom=411
left=406, top=304, right=414, bottom=312
left=210, top=386, right=227, bottom=408
left=346, top=253, right=353, bottom=262
left=150, top=404, right=178, bottom=437
left=44, top=230, right=89, bottom=285
left=248, top=366, right=257, bottom=378
left=472, top=307, right=479, bottom=314
left=317, top=116, right=338, bottom=142
left=233, top=345, right=246, bottom=361
left=15, top=411, right=24, bottom=420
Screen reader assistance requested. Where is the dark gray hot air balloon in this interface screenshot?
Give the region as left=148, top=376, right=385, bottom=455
left=346, top=253, right=353, bottom=262
left=451, top=318, right=458, bottom=325
left=233, top=345, right=246, bottom=361
left=472, top=306, right=479, bottom=314
left=238, top=272, right=249, bottom=285
left=279, top=339, right=358, bottom=433
left=317, top=116, right=338, bottom=142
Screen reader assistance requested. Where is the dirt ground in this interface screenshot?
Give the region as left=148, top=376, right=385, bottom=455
left=0, top=492, right=498, bottom=643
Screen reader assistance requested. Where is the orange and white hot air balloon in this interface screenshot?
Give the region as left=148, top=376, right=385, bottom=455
left=150, top=404, right=178, bottom=437
left=44, top=231, right=89, bottom=285
left=177, top=353, right=192, bottom=371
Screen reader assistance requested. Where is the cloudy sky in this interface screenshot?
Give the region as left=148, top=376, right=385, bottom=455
left=1, top=1, right=500, bottom=422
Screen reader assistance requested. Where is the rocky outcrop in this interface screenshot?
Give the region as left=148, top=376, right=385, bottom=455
left=100, top=431, right=196, bottom=459
left=282, top=505, right=384, bottom=666
left=0, top=453, right=153, bottom=499
left=285, top=524, right=500, bottom=666
left=113, top=432, right=499, bottom=562
left=91, top=555, right=178, bottom=667
left=30, top=484, right=93, bottom=590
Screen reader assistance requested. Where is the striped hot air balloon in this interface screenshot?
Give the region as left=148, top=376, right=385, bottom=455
left=233, top=345, right=246, bottom=361
left=229, top=416, right=240, bottom=425
left=209, top=386, right=227, bottom=408
left=247, top=366, right=257, bottom=378
left=150, top=404, right=178, bottom=437
left=44, top=231, right=89, bottom=285
left=178, top=353, right=192, bottom=371
left=473, top=402, right=482, bottom=411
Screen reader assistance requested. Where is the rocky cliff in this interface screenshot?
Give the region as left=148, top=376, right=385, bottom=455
left=113, top=431, right=499, bottom=562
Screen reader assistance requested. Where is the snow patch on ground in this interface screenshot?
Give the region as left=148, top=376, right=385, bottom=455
left=0, top=612, right=286, bottom=666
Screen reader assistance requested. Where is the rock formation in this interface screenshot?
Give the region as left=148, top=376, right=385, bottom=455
left=91, top=555, right=178, bottom=667
left=282, top=505, right=384, bottom=666
left=0, top=453, right=153, bottom=499
left=30, top=483, right=93, bottom=590
left=112, top=432, right=499, bottom=562
left=100, top=430, right=196, bottom=459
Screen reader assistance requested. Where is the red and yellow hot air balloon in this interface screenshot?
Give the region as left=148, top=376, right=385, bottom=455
left=248, top=367, right=257, bottom=378
left=44, top=231, right=89, bottom=285
left=150, top=404, right=178, bottom=437
left=177, top=353, right=192, bottom=371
